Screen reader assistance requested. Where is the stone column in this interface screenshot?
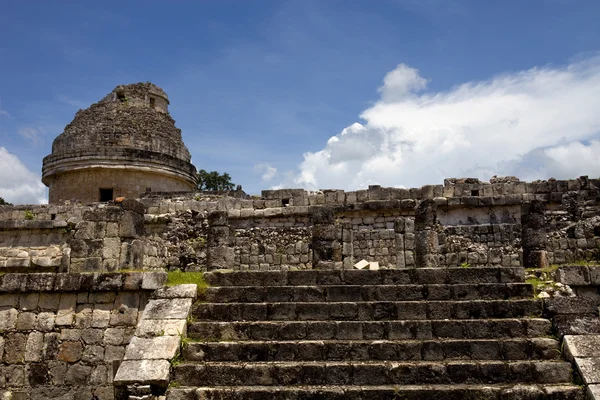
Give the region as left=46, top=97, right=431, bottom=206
left=415, top=199, right=439, bottom=268
left=521, top=200, right=549, bottom=269
left=394, top=217, right=406, bottom=268
left=311, top=206, right=339, bottom=269
left=206, top=211, right=234, bottom=270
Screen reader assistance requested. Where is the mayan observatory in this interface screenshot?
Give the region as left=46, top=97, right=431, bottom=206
left=1, top=82, right=600, bottom=400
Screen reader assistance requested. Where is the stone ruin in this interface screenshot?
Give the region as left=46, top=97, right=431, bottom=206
left=42, top=83, right=197, bottom=204
left=0, top=83, right=598, bottom=399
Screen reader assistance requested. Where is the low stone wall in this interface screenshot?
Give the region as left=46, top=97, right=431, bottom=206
left=0, top=271, right=166, bottom=399
left=233, top=227, right=312, bottom=270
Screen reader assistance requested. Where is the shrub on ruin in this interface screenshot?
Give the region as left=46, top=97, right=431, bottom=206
left=196, top=169, right=235, bottom=191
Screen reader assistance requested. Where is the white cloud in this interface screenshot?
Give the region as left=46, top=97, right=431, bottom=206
left=0, top=147, right=47, bottom=204
left=18, top=126, right=45, bottom=145
left=0, top=96, right=10, bottom=118
left=284, top=57, right=600, bottom=190
left=253, top=163, right=278, bottom=182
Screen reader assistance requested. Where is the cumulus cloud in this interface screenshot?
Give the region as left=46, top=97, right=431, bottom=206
left=0, top=147, right=47, bottom=204
left=254, top=163, right=278, bottom=182
left=285, top=57, right=600, bottom=190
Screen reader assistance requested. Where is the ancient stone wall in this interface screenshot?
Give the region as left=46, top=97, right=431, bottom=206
left=0, top=271, right=165, bottom=400
left=3, top=176, right=600, bottom=273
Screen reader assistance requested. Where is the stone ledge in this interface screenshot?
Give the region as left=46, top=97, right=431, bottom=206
left=114, top=359, right=171, bottom=386
left=557, top=265, right=600, bottom=286
left=114, top=284, right=196, bottom=397
left=564, top=335, right=600, bottom=399
left=0, top=220, right=67, bottom=230
left=151, top=284, right=197, bottom=299
left=0, top=271, right=167, bottom=293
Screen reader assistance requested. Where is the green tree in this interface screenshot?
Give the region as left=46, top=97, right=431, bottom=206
left=0, top=197, right=12, bottom=205
left=196, top=169, right=236, bottom=191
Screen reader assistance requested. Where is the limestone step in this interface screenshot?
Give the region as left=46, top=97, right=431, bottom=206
left=172, top=360, right=573, bottom=387
left=167, top=384, right=584, bottom=400
left=183, top=338, right=561, bottom=362
left=201, top=283, right=534, bottom=303
left=187, top=318, right=552, bottom=341
left=193, top=299, right=542, bottom=321
left=203, top=267, right=525, bottom=287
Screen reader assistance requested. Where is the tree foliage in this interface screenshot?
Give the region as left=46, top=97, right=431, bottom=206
left=0, top=197, right=12, bottom=205
left=196, top=169, right=236, bottom=191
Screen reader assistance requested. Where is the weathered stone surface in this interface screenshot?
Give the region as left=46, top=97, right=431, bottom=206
left=142, top=298, right=192, bottom=320
left=124, top=336, right=180, bottom=360
left=575, top=357, right=600, bottom=384
left=564, top=335, right=600, bottom=361
left=57, top=341, right=83, bottom=362
left=135, top=319, right=186, bottom=337
left=24, top=331, right=44, bottom=362
left=152, top=284, right=197, bottom=299
left=141, top=272, right=167, bottom=290
left=114, top=359, right=170, bottom=386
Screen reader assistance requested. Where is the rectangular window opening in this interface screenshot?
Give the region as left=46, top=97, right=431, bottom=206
left=471, top=189, right=479, bottom=196
left=282, top=198, right=290, bottom=207
left=149, top=97, right=155, bottom=108
left=99, top=188, right=114, bottom=202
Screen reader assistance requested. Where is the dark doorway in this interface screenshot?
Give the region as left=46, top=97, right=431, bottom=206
left=99, top=188, right=113, bottom=202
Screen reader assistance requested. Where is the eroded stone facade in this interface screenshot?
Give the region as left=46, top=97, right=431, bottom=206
left=42, top=82, right=196, bottom=203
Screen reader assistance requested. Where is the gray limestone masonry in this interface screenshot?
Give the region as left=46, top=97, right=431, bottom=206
left=2, top=175, right=600, bottom=398
left=0, top=271, right=166, bottom=400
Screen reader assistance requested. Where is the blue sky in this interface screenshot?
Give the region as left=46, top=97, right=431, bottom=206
left=1, top=0, right=600, bottom=203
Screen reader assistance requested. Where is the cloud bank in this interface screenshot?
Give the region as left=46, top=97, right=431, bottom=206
left=286, top=56, right=600, bottom=190
left=0, top=147, right=47, bottom=204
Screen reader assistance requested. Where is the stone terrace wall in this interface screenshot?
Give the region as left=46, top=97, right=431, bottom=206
left=136, top=176, right=600, bottom=271
left=3, top=175, right=600, bottom=273
left=0, top=271, right=165, bottom=400
left=0, top=200, right=166, bottom=274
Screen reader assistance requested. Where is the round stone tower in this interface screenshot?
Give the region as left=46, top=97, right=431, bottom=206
left=42, top=82, right=197, bottom=203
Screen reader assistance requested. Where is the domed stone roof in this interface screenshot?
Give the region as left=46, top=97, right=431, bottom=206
left=42, top=82, right=197, bottom=203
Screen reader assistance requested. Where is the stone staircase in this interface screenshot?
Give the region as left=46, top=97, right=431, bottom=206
left=167, top=267, right=584, bottom=400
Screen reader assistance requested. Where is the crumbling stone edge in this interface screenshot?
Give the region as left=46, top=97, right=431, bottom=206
left=563, top=335, right=600, bottom=399
left=113, top=284, right=197, bottom=399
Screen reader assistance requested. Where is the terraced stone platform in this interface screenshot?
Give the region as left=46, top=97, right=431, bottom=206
left=167, top=268, right=584, bottom=400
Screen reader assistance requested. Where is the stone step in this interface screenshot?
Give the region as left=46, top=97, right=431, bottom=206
left=193, top=299, right=542, bottom=321
left=201, top=283, right=534, bottom=303
left=172, top=360, right=573, bottom=387
left=183, top=338, right=561, bottom=362
left=203, top=267, right=525, bottom=287
left=187, top=318, right=552, bottom=341
left=167, top=384, right=584, bottom=400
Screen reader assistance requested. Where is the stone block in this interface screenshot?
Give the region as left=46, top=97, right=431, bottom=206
left=57, top=341, right=83, bottom=362
left=588, top=385, right=600, bottom=400
left=55, top=293, right=77, bottom=326
left=0, top=307, right=18, bottom=330
left=575, top=357, right=600, bottom=384
left=102, top=237, right=121, bottom=259
left=24, top=331, right=44, bottom=362
left=65, top=363, right=92, bottom=385
left=4, top=332, right=27, bottom=363
left=124, top=335, right=180, bottom=360
left=142, top=272, right=167, bottom=290
left=136, top=319, right=187, bottom=338
left=114, top=359, right=170, bottom=387
left=564, top=335, right=600, bottom=362
left=26, top=274, right=55, bottom=291
left=152, top=284, right=197, bottom=299
left=142, top=298, right=193, bottom=320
